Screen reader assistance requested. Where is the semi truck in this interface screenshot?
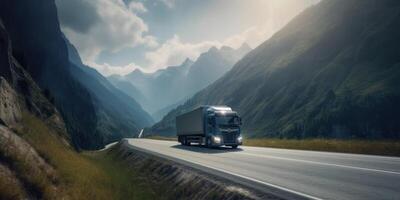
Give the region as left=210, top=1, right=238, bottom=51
left=176, top=106, right=242, bottom=148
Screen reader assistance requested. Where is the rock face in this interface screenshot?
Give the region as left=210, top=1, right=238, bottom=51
left=0, top=78, right=21, bottom=126
left=0, top=18, right=64, bottom=199
left=0, top=20, right=19, bottom=126
left=0, top=0, right=152, bottom=149
left=0, top=20, right=11, bottom=83
left=0, top=18, right=66, bottom=133
left=151, top=0, right=400, bottom=139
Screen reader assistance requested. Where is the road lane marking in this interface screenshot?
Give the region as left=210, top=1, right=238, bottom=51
left=238, top=152, right=400, bottom=175
left=138, top=129, right=144, bottom=138
left=98, top=142, right=118, bottom=151
left=127, top=141, right=323, bottom=200
left=188, top=160, right=323, bottom=200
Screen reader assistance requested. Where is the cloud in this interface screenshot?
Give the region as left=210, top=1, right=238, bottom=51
left=57, top=0, right=316, bottom=76
left=144, top=35, right=220, bottom=71
left=222, top=26, right=277, bottom=49
left=159, top=0, right=176, bottom=8
left=142, top=27, right=274, bottom=72
left=88, top=61, right=140, bottom=76
left=140, top=0, right=315, bottom=73
left=56, top=0, right=157, bottom=69
left=128, top=1, right=147, bottom=13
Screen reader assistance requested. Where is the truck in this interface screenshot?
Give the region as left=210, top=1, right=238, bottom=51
left=176, top=106, right=243, bottom=148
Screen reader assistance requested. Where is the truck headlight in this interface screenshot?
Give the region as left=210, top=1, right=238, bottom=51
left=213, top=136, right=221, bottom=143
left=237, top=136, right=243, bottom=142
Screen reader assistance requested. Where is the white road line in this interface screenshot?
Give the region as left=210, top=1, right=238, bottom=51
left=128, top=142, right=323, bottom=200
left=138, top=129, right=144, bottom=138
left=98, top=142, right=118, bottom=151
left=174, top=153, right=323, bottom=200
left=238, top=152, right=400, bottom=175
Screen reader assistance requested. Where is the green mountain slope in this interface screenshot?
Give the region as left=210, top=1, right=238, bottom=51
left=150, top=0, right=400, bottom=139
left=184, top=44, right=252, bottom=97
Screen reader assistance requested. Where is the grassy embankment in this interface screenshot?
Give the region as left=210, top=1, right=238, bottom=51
left=12, top=114, right=157, bottom=200
left=147, top=136, right=400, bottom=157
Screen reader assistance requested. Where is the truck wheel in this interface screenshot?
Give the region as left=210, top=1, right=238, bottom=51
left=231, top=145, right=238, bottom=149
left=179, top=136, right=184, bottom=145
left=206, top=138, right=212, bottom=148
left=181, top=136, right=186, bottom=145
left=183, top=137, right=191, bottom=146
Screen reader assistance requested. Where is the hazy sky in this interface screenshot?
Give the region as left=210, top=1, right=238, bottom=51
left=56, top=0, right=318, bottom=75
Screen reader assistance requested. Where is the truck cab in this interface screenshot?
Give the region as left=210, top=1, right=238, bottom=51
left=176, top=106, right=243, bottom=149
left=205, top=106, right=242, bottom=148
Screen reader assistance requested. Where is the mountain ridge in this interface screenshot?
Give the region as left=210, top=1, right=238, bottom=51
left=109, top=44, right=251, bottom=121
left=149, top=0, right=400, bottom=139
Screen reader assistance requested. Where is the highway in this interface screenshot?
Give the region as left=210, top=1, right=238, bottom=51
left=126, top=139, right=400, bottom=200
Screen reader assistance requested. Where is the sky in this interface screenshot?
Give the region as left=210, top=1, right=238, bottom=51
left=55, top=0, right=318, bottom=76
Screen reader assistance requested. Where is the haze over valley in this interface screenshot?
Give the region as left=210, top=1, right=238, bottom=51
left=108, top=43, right=251, bottom=120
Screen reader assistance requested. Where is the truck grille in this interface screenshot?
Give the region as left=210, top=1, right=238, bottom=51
left=223, top=133, right=237, bottom=144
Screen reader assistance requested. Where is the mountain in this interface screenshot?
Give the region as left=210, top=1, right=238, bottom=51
left=0, top=0, right=152, bottom=149
left=150, top=0, right=400, bottom=139
left=109, top=58, right=193, bottom=116
left=0, top=16, right=70, bottom=198
left=65, top=39, right=153, bottom=136
left=107, top=76, right=148, bottom=110
left=0, top=18, right=67, bottom=135
left=184, top=44, right=251, bottom=96
left=151, top=98, right=187, bottom=123
left=109, top=45, right=251, bottom=121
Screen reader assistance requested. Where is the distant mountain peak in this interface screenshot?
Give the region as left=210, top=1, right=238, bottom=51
left=208, top=46, right=219, bottom=53
left=220, top=45, right=234, bottom=52
left=130, top=68, right=144, bottom=75
left=182, top=58, right=194, bottom=66
left=108, top=74, right=123, bottom=79
left=133, top=68, right=143, bottom=73
left=238, top=42, right=252, bottom=51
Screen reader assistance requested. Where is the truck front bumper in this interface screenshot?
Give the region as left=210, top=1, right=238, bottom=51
left=211, top=135, right=242, bottom=146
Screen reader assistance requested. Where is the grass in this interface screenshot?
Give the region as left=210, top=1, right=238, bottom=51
left=0, top=171, right=25, bottom=200
left=14, top=113, right=157, bottom=200
left=82, top=151, right=156, bottom=200
left=146, top=135, right=400, bottom=157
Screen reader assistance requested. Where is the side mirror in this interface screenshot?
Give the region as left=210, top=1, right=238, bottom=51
left=239, top=117, right=243, bottom=125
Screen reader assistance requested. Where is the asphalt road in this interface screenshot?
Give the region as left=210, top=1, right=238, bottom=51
left=126, top=139, right=400, bottom=200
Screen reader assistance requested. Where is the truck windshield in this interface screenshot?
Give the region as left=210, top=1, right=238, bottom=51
left=215, top=116, right=240, bottom=126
